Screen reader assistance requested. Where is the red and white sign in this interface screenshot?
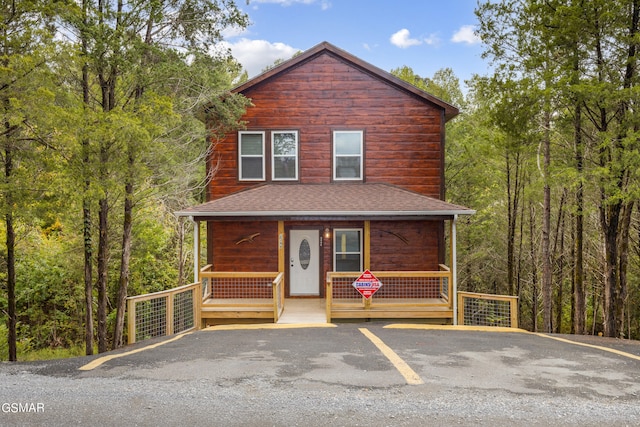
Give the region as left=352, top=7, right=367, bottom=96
left=352, top=270, right=383, bottom=299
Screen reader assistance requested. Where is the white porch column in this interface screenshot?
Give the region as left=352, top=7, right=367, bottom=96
left=191, top=217, right=200, bottom=284
left=451, top=215, right=458, bottom=325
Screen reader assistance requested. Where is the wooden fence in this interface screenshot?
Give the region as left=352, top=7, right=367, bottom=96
left=199, top=266, right=285, bottom=323
left=457, top=291, right=519, bottom=328
left=126, top=282, right=201, bottom=344
left=326, top=268, right=453, bottom=322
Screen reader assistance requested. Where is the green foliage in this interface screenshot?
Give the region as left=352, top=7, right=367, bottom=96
left=0, top=0, right=252, bottom=359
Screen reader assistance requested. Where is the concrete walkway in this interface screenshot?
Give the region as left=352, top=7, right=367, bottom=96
left=277, top=298, right=326, bottom=324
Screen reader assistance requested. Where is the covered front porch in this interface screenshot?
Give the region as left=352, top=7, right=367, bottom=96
left=176, top=183, right=475, bottom=326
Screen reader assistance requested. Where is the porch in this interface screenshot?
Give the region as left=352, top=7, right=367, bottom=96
left=198, top=266, right=455, bottom=326
left=326, top=268, right=453, bottom=322
left=175, top=183, right=477, bottom=327
left=125, top=276, right=520, bottom=344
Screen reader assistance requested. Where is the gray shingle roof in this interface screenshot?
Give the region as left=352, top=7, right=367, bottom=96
left=175, top=184, right=475, bottom=219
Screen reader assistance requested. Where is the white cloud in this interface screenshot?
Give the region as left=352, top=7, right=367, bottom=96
left=423, top=34, right=441, bottom=46
left=452, top=25, right=481, bottom=45
left=222, top=38, right=300, bottom=77
left=390, top=29, right=422, bottom=48
left=390, top=29, right=440, bottom=49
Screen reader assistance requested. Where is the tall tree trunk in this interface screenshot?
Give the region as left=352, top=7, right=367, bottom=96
left=5, top=208, right=15, bottom=361
left=97, top=195, right=109, bottom=353
left=542, top=110, right=552, bottom=333
left=601, top=201, right=621, bottom=337
left=507, top=151, right=522, bottom=296
left=81, top=0, right=93, bottom=355
left=112, top=164, right=133, bottom=350
left=83, top=195, right=93, bottom=355
left=598, top=0, right=638, bottom=338
left=529, top=202, right=538, bottom=332
left=573, top=102, right=585, bottom=334
left=553, top=190, right=567, bottom=333
left=517, top=194, right=526, bottom=328
left=113, top=6, right=151, bottom=349
left=4, top=113, right=16, bottom=361
left=617, top=202, right=633, bottom=337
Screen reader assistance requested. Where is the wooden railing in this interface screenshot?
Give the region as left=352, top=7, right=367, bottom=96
left=326, top=268, right=453, bottom=322
left=457, top=291, right=519, bottom=328
left=200, top=265, right=285, bottom=322
left=126, top=282, right=201, bottom=344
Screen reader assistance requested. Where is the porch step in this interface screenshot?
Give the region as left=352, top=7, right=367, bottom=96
left=330, top=304, right=453, bottom=321
left=277, top=299, right=326, bottom=324
left=201, top=305, right=274, bottom=320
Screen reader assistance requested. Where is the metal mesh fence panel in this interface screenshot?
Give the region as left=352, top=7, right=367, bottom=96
left=210, top=277, right=274, bottom=298
left=462, top=297, right=512, bottom=327
left=173, top=289, right=195, bottom=334
left=135, top=297, right=167, bottom=341
left=441, top=276, right=449, bottom=299
left=331, top=275, right=446, bottom=300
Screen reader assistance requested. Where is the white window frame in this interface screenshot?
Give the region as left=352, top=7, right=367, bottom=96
left=271, top=130, right=299, bottom=181
left=333, top=130, right=363, bottom=181
left=333, top=228, right=363, bottom=272
left=238, top=131, right=265, bottom=181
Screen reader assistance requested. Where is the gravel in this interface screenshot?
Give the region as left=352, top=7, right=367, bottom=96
left=1, top=326, right=639, bottom=426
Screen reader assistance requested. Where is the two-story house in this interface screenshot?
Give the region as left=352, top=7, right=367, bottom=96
left=176, top=42, right=474, bottom=325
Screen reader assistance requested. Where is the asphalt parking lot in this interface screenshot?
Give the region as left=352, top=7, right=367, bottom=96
left=1, top=323, right=640, bottom=426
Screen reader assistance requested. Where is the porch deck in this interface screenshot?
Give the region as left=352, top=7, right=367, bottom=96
left=199, top=268, right=455, bottom=325
left=201, top=297, right=453, bottom=325
left=201, top=298, right=326, bottom=325
left=329, top=298, right=453, bottom=321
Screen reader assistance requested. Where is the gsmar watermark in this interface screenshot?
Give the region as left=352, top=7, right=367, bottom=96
left=2, top=402, right=45, bottom=413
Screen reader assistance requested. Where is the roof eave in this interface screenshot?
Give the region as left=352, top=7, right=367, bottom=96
left=175, top=209, right=476, bottom=218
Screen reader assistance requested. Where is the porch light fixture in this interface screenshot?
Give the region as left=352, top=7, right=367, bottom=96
left=324, top=227, right=331, bottom=239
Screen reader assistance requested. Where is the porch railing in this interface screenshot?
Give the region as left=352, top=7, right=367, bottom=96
left=200, top=265, right=285, bottom=322
left=126, top=282, right=201, bottom=344
left=457, top=291, right=519, bottom=328
left=326, top=267, right=452, bottom=322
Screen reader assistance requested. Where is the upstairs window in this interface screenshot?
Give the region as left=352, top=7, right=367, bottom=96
left=272, top=131, right=298, bottom=181
left=239, top=131, right=265, bottom=181
left=333, top=130, right=363, bottom=181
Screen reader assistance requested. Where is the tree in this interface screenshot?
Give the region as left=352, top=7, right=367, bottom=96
left=60, top=0, right=250, bottom=352
left=0, top=0, right=58, bottom=361
left=477, top=0, right=640, bottom=337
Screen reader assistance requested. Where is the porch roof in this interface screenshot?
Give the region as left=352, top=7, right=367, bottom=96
left=175, top=183, right=475, bottom=220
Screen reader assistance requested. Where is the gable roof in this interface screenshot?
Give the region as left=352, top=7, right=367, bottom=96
left=175, top=183, right=475, bottom=220
left=232, top=41, right=459, bottom=122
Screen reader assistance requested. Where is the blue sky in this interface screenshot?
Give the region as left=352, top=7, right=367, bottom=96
left=222, top=0, right=489, bottom=89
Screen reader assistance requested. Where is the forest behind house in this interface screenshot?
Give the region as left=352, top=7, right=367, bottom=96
left=1, top=0, right=640, bottom=361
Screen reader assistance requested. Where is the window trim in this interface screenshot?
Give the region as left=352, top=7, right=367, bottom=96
left=238, top=131, right=265, bottom=181
left=333, top=228, right=363, bottom=272
left=333, top=130, right=364, bottom=181
left=271, top=130, right=299, bottom=181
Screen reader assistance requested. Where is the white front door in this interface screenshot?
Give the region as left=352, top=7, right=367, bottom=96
left=289, top=229, right=320, bottom=296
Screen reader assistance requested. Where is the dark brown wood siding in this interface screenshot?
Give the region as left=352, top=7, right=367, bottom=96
left=208, top=51, right=444, bottom=200
left=208, top=221, right=278, bottom=271
left=370, top=220, right=440, bottom=271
